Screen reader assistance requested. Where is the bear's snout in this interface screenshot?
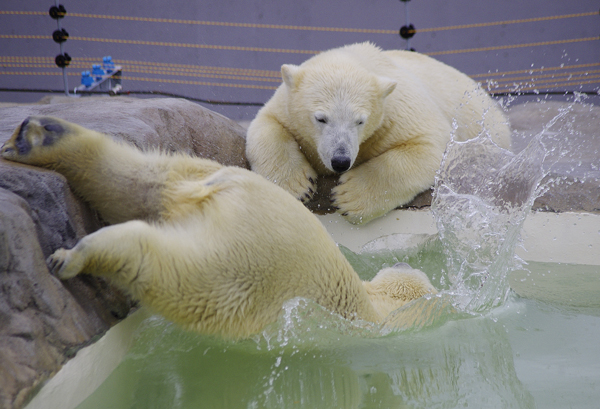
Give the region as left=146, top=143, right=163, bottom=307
left=331, top=156, right=352, bottom=173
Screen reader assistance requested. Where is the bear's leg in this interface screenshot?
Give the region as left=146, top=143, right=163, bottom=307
left=1, top=116, right=168, bottom=223
left=332, top=143, right=442, bottom=224
left=246, top=116, right=317, bottom=203
left=1, top=116, right=222, bottom=224
left=47, top=220, right=157, bottom=297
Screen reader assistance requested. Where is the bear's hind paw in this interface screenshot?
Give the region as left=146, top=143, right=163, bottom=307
left=47, top=248, right=83, bottom=280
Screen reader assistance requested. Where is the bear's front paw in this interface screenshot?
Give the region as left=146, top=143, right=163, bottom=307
left=331, top=170, right=392, bottom=224
left=299, top=176, right=317, bottom=204
left=272, top=165, right=318, bottom=204
left=47, top=248, right=84, bottom=280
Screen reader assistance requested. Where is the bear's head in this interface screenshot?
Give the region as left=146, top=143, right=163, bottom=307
left=281, top=62, right=396, bottom=173
left=1, top=116, right=74, bottom=166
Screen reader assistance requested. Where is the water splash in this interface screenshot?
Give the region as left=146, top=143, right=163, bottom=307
left=254, top=297, right=383, bottom=351
left=431, top=98, right=579, bottom=313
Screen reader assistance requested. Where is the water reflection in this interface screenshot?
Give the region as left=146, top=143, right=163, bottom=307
left=77, top=296, right=536, bottom=409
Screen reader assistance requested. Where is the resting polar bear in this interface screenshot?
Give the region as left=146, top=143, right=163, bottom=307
left=246, top=42, right=511, bottom=224
left=1, top=116, right=437, bottom=339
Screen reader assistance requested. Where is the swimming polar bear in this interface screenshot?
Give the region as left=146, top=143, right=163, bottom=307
left=1, top=116, right=437, bottom=339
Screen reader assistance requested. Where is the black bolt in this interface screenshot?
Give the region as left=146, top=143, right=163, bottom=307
left=399, top=24, right=416, bottom=39
left=55, top=53, right=72, bottom=68
left=52, top=28, right=69, bottom=43
left=49, top=5, right=67, bottom=19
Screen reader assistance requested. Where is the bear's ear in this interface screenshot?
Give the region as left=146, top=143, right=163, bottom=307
left=281, top=64, right=301, bottom=89
left=378, top=76, right=397, bottom=99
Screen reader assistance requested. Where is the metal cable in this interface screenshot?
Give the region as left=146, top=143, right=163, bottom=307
left=2, top=57, right=598, bottom=93
left=1, top=10, right=596, bottom=34
left=2, top=34, right=597, bottom=57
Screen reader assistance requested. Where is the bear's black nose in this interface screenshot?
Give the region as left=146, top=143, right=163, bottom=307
left=331, top=156, right=351, bottom=173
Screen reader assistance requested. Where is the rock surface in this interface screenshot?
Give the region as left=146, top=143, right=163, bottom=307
left=0, top=97, right=248, bottom=409
left=510, top=101, right=600, bottom=213
left=0, top=96, right=248, bottom=168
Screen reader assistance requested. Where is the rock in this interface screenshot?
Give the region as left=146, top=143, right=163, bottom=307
left=0, top=96, right=248, bottom=409
left=508, top=101, right=600, bottom=213
left=0, top=182, right=130, bottom=409
left=306, top=177, right=433, bottom=214
left=0, top=96, right=248, bottom=169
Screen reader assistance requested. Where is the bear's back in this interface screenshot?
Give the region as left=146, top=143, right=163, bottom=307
left=383, top=49, right=511, bottom=146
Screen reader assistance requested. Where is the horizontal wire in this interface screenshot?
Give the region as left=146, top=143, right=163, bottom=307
left=119, top=75, right=279, bottom=89
left=425, top=36, right=599, bottom=56
left=4, top=53, right=599, bottom=85
left=92, top=36, right=320, bottom=54
left=0, top=71, right=280, bottom=90
left=487, top=74, right=600, bottom=88
left=68, top=12, right=393, bottom=34
left=0, top=11, right=396, bottom=34
left=469, top=62, right=600, bottom=78
left=413, top=11, right=599, bottom=33
left=3, top=58, right=598, bottom=93
left=1, top=10, right=597, bottom=34
left=5, top=56, right=597, bottom=85
left=127, top=68, right=280, bottom=83
left=124, top=72, right=597, bottom=91
left=482, top=70, right=600, bottom=85
left=0, top=34, right=319, bottom=54
left=3, top=70, right=596, bottom=95
left=0, top=62, right=282, bottom=83
left=3, top=34, right=597, bottom=57
left=0, top=59, right=281, bottom=82
left=0, top=86, right=264, bottom=106
left=116, top=63, right=280, bottom=78
left=492, top=79, right=600, bottom=94
left=0, top=57, right=600, bottom=83
left=1, top=86, right=597, bottom=106
left=6, top=61, right=597, bottom=89
left=0, top=56, right=282, bottom=77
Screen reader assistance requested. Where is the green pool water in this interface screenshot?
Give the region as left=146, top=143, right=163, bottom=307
left=74, top=246, right=600, bottom=409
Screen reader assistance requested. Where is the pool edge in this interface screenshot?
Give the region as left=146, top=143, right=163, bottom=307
left=24, top=308, right=152, bottom=409
left=318, top=209, right=600, bottom=266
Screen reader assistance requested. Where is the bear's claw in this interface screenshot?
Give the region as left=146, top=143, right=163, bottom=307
left=301, top=192, right=312, bottom=203
left=47, top=249, right=69, bottom=277
left=292, top=172, right=317, bottom=204
left=47, top=248, right=83, bottom=280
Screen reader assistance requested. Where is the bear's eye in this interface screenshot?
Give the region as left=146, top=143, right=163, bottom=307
left=356, top=120, right=364, bottom=126
left=314, top=113, right=328, bottom=124
left=44, top=124, right=64, bottom=133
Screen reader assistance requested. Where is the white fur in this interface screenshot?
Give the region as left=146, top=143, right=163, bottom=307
left=246, top=42, right=511, bottom=224
left=2, top=116, right=438, bottom=339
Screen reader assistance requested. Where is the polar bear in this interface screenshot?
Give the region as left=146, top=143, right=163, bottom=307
left=246, top=42, right=511, bottom=224
left=1, top=116, right=437, bottom=339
